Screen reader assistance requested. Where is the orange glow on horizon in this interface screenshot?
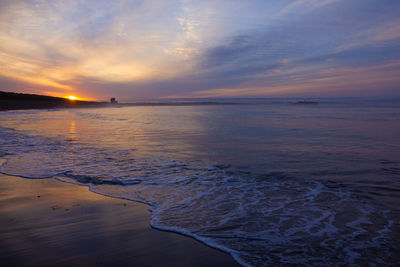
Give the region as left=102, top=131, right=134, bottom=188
left=64, top=95, right=92, bottom=101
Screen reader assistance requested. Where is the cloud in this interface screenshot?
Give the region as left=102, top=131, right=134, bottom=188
left=0, top=0, right=399, bottom=100
left=274, top=0, right=342, bottom=18
left=0, top=0, right=192, bottom=97
left=337, top=19, right=400, bottom=51
left=188, top=60, right=400, bottom=98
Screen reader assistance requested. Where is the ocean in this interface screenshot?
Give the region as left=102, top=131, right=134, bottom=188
left=1, top=99, right=399, bottom=266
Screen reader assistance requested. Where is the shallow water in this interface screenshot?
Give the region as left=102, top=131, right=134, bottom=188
left=1, top=100, right=399, bottom=266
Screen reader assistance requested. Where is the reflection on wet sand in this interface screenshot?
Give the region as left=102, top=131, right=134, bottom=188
left=0, top=172, right=239, bottom=266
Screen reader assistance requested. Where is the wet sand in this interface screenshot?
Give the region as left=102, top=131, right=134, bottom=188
left=0, top=173, right=240, bottom=266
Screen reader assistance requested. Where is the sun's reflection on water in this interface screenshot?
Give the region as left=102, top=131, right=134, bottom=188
left=69, top=121, right=76, bottom=134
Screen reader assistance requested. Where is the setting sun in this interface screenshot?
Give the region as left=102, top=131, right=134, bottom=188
left=68, top=96, right=77, bottom=100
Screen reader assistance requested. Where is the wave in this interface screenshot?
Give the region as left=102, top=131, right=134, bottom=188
left=0, top=126, right=397, bottom=266
left=74, top=110, right=152, bottom=124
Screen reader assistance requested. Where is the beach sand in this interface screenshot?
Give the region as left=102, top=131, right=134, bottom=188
left=0, top=173, right=240, bottom=266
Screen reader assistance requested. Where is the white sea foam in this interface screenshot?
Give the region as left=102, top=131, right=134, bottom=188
left=0, top=126, right=397, bottom=266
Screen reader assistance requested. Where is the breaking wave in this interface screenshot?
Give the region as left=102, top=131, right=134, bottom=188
left=0, top=127, right=397, bottom=266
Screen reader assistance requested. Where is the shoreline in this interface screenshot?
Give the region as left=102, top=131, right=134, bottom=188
left=0, top=172, right=240, bottom=266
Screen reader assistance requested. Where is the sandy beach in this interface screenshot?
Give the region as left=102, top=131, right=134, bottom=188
left=0, top=173, right=240, bottom=266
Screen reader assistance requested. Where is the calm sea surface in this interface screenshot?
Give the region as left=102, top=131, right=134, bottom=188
left=1, top=100, right=399, bottom=266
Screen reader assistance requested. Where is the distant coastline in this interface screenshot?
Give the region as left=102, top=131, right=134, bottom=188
left=5, top=91, right=400, bottom=112
left=0, top=91, right=241, bottom=111
left=0, top=91, right=108, bottom=111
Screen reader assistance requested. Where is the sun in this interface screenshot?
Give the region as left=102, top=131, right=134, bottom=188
left=68, top=95, right=77, bottom=100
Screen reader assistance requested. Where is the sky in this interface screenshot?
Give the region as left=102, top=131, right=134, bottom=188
left=0, top=0, right=399, bottom=101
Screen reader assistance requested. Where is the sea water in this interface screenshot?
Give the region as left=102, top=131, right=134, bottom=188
left=1, top=99, right=399, bottom=266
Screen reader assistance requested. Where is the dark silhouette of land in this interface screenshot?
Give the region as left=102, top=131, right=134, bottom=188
left=0, top=91, right=108, bottom=111
left=0, top=91, right=242, bottom=111
left=1, top=91, right=325, bottom=111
